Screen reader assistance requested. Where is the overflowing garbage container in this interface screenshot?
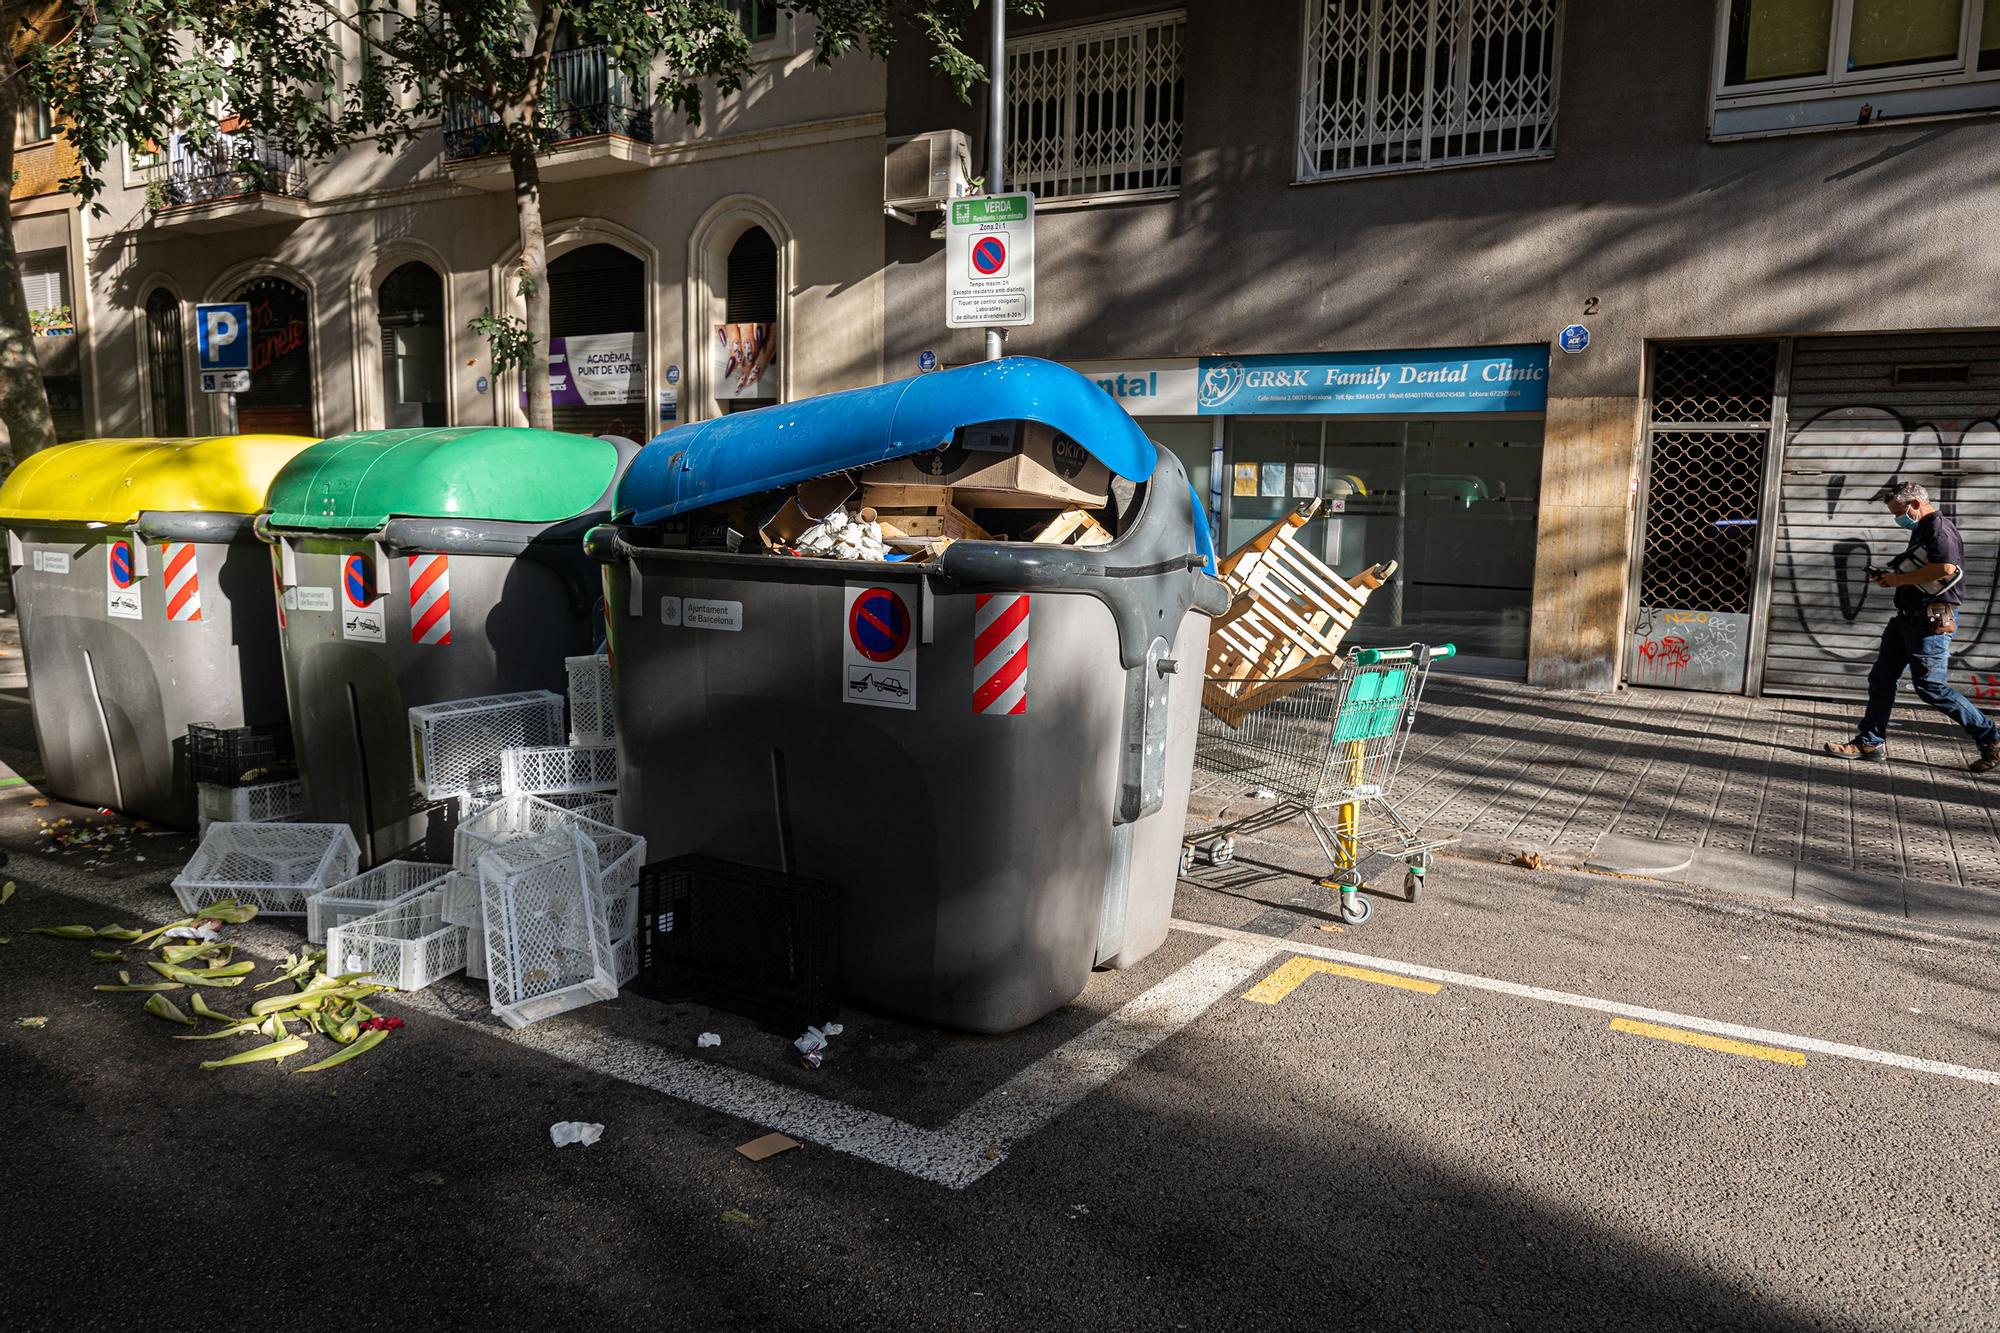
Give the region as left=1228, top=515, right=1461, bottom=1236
left=257, top=427, right=636, bottom=862
left=0, top=434, right=316, bottom=825
left=593, top=357, right=1229, bottom=1033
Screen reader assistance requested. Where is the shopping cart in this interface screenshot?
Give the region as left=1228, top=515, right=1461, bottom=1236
left=1183, top=643, right=1456, bottom=925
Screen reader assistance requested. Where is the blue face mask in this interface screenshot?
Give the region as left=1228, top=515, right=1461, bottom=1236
left=1895, top=512, right=1919, bottom=531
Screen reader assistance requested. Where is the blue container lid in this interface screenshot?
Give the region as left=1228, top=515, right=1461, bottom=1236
left=618, top=357, right=1159, bottom=525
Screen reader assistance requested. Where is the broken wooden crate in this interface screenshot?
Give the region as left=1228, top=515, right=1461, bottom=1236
left=1204, top=498, right=1395, bottom=725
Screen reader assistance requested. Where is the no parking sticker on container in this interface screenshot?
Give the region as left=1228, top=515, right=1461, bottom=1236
left=340, top=552, right=385, bottom=642
left=105, top=539, right=141, bottom=620
left=842, top=584, right=916, bottom=710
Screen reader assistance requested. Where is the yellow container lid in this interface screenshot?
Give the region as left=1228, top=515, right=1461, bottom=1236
left=0, top=435, right=318, bottom=526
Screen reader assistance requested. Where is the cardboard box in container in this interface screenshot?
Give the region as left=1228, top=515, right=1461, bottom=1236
left=859, top=420, right=1108, bottom=508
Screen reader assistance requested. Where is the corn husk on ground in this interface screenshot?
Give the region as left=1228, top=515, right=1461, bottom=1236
left=21, top=895, right=404, bottom=1073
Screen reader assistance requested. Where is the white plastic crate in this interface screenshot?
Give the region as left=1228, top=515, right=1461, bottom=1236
left=499, top=744, right=618, bottom=797
left=171, top=822, right=362, bottom=917
left=305, top=860, right=451, bottom=945
left=442, top=869, right=481, bottom=929
left=408, top=691, right=565, bottom=801
left=614, top=930, right=637, bottom=988
left=196, top=779, right=305, bottom=834
left=454, top=792, right=640, bottom=928
left=477, top=827, right=617, bottom=1029
left=326, top=889, right=468, bottom=992
left=466, top=911, right=488, bottom=980
left=566, top=654, right=615, bottom=745
left=453, top=794, right=642, bottom=935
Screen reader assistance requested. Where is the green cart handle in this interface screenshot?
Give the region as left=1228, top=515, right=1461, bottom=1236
left=1352, top=643, right=1457, bottom=666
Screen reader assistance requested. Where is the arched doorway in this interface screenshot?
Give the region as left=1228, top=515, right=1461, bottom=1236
left=143, top=288, right=189, bottom=436
left=231, top=275, right=315, bottom=436
left=717, top=227, right=778, bottom=412
left=377, top=262, right=446, bottom=428
left=545, top=243, right=645, bottom=439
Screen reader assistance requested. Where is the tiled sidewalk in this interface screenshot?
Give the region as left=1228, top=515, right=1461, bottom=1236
left=1393, top=676, right=2000, bottom=897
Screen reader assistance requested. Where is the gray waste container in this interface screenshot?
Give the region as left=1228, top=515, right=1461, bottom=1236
left=593, top=357, right=1230, bottom=1033
left=0, top=434, right=317, bottom=825
left=257, top=427, right=636, bottom=862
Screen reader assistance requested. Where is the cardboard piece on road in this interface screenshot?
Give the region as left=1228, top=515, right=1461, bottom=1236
left=860, top=421, right=1107, bottom=508
left=735, top=1131, right=802, bottom=1162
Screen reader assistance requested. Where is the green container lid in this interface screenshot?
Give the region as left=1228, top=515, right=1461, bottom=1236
left=264, top=427, right=620, bottom=531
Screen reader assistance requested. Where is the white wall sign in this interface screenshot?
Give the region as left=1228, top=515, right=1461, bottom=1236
left=946, top=193, right=1035, bottom=329
left=1065, top=359, right=1201, bottom=416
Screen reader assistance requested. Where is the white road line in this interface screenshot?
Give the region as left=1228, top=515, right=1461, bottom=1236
left=396, top=936, right=1279, bottom=1191
left=944, top=938, right=1278, bottom=1161
left=1172, top=917, right=2000, bottom=1088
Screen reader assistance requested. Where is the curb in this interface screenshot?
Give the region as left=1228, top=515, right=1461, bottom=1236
left=1429, top=828, right=1999, bottom=937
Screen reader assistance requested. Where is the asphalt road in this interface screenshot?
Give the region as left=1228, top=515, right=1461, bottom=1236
left=4, top=764, right=1997, bottom=1332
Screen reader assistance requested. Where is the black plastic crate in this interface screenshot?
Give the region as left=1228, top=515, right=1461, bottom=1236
left=185, top=722, right=296, bottom=788
left=635, top=855, right=840, bottom=1032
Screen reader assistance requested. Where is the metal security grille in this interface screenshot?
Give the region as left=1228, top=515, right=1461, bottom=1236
left=1763, top=333, right=2000, bottom=701
left=1636, top=343, right=1778, bottom=616
left=1006, top=12, right=1185, bottom=201
left=1298, top=0, right=1562, bottom=180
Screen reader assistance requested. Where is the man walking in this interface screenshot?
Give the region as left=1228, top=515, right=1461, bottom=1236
left=1826, top=482, right=2000, bottom=773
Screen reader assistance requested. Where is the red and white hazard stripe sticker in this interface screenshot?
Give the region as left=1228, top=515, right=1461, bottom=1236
left=972, top=593, right=1029, bottom=715
left=408, top=553, right=451, bottom=646
left=160, top=542, right=203, bottom=623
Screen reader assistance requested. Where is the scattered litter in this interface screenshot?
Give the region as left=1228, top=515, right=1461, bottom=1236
left=0, top=880, right=12, bottom=904
left=162, top=923, right=223, bottom=943
left=795, top=1024, right=833, bottom=1069
left=822, top=1023, right=843, bottom=1036
left=17, top=1015, right=47, bottom=1028
left=1512, top=852, right=1544, bottom=870
left=1315, top=924, right=1346, bottom=934
left=1909, top=1007, right=1924, bottom=1015
left=28, top=797, right=48, bottom=807
left=719, top=1208, right=762, bottom=1228
left=550, top=1121, right=605, bottom=1148
left=358, top=1016, right=404, bottom=1032
left=737, top=1131, right=801, bottom=1162
left=89, top=949, right=125, bottom=962
left=1070, top=1203, right=1091, bottom=1216
left=408, top=1170, right=445, bottom=1186
left=1249, top=787, right=1278, bottom=801
left=697, top=1032, right=722, bottom=1048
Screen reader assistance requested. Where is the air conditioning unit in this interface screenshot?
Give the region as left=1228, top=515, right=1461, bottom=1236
left=884, top=129, right=972, bottom=220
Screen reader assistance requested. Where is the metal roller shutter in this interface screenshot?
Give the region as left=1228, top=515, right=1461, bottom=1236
left=1763, top=333, right=2000, bottom=702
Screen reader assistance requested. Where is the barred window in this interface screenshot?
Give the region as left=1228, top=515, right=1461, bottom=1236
left=1298, top=0, right=1563, bottom=181
left=1006, top=12, right=1185, bottom=203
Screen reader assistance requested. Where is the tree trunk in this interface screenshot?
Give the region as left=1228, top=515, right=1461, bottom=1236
left=0, top=40, right=60, bottom=469
left=510, top=131, right=553, bottom=432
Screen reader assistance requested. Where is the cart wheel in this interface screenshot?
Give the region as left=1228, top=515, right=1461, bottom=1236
left=1179, top=844, right=1195, bottom=877
left=1205, top=836, right=1235, bottom=867
left=1341, top=893, right=1373, bottom=925
left=1403, top=870, right=1422, bottom=903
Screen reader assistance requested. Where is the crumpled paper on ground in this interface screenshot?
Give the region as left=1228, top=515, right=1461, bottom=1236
left=549, top=1121, right=605, bottom=1148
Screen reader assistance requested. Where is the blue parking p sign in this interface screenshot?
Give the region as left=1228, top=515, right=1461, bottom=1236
left=195, top=302, right=252, bottom=372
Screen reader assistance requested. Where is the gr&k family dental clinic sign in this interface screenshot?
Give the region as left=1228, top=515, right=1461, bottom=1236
left=1070, top=345, right=1550, bottom=416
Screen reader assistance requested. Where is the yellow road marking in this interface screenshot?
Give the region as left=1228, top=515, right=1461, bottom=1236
left=1242, top=954, right=1442, bottom=1005
left=1609, top=1017, right=1805, bottom=1067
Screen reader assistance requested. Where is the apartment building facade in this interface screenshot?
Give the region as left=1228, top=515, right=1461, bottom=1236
left=76, top=8, right=890, bottom=448
left=9, top=94, right=91, bottom=442
left=884, top=0, right=2000, bottom=700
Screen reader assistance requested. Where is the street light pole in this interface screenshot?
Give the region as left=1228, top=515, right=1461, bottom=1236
left=984, top=0, right=1005, bottom=364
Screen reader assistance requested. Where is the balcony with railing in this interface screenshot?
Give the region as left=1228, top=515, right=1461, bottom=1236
left=146, top=133, right=312, bottom=232
left=443, top=44, right=654, bottom=185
